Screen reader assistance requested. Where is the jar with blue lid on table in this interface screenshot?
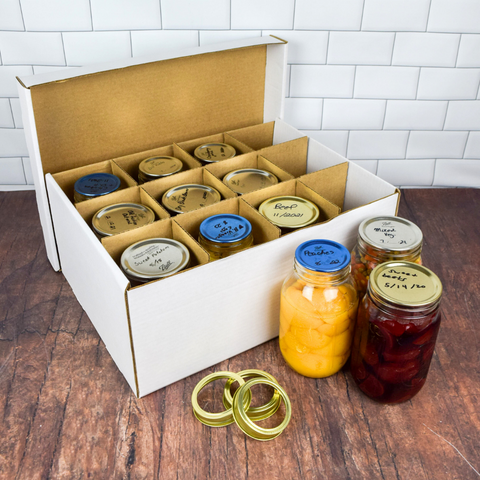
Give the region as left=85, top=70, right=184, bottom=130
left=73, top=173, right=121, bottom=203
left=198, top=214, right=254, bottom=260
left=279, top=239, right=359, bottom=378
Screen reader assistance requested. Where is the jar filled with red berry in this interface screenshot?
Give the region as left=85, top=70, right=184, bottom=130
left=351, top=216, right=423, bottom=299
left=350, top=261, right=442, bottom=404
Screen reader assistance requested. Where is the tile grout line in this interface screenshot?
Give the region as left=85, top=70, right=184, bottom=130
left=59, top=33, right=67, bottom=66
left=414, top=67, right=421, bottom=100
left=461, top=131, right=471, bottom=158
left=325, top=31, right=330, bottom=64
left=425, top=0, right=433, bottom=33
left=20, top=157, right=28, bottom=185
left=431, top=159, right=438, bottom=186
left=7, top=98, right=16, bottom=128
left=292, top=0, right=297, bottom=30
left=441, top=102, right=450, bottom=130
left=288, top=65, right=292, bottom=97
left=17, top=0, right=27, bottom=31
left=359, top=0, right=366, bottom=31
left=454, top=34, right=462, bottom=68
left=404, top=130, right=412, bottom=159
left=159, top=0, right=163, bottom=29
left=87, top=0, right=94, bottom=30
left=129, top=31, right=133, bottom=57
left=390, top=32, right=396, bottom=66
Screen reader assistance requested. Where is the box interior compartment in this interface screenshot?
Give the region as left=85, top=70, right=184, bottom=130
left=173, top=196, right=281, bottom=248
left=227, top=121, right=276, bottom=151
left=52, top=159, right=137, bottom=203
left=242, top=178, right=341, bottom=233
left=75, top=185, right=170, bottom=228
left=205, top=151, right=294, bottom=188
left=112, top=144, right=202, bottom=183
left=140, top=166, right=237, bottom=209
left=176, top=132, right=253, bottom=159
left=101, top=217, right=210, bottom=286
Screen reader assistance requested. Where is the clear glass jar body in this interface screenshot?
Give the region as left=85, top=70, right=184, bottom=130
left=350, top=292, right=441, bottom=404
left=279, top=264, right=358, bottom=378
left=351, top=241, right=422, bottom=299
left=198, top=232, right=254, bottom=260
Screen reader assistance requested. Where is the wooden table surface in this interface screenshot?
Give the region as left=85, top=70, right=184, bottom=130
left=0, top=188, right=479, bottom=480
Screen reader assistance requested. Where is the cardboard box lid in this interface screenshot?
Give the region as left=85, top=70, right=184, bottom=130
left=16, top=36, right=287, bottom=271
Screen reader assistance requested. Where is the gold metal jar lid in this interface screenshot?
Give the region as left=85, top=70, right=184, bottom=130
left=194, top=143, right=236, bottom=163
left=359, top=216, right=423, bottom=253
left=223, top=369, right=281, bottom=421
left=223, top=168, right=279, bottom=194
left=191, top=372, right=252, bottom=427
left=92, top=202, right=155, bottom=238
left=259, top=195, right=320, bottom=229
left=369, top=261, right=443, bottom=308
left=138, top=156, right=183, bottom=183
left=161, top=184, right=222, bottom=214
left=232, top=378, right=292, bottom=441
left=120, top=238, right=190, bottom=283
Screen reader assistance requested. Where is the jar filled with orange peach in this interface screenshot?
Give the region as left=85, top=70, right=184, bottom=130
left=279, top=240, right=358, bottom=378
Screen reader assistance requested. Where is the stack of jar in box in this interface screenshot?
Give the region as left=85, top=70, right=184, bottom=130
left=279, top=216, right=443, bottom=404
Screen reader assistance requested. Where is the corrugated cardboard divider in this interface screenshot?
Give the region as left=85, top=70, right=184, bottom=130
left=113, top=144, right=202, bottom=183
left=257, top=137, right=309, bottom=177
left=299, top=163, right=349, bottom=211
left=30, top=45, right=268, bottom=176
left=52, top=159, right=137, bottom=202
left=101, top=217, right=210, bottom=285
left=205, top=151, right=294, bottom=186
left=176, top=132, right=253, bottom=158
left=75, top=185, right=170, bottom=225
left=242, top=178, right=341, bottom=230
left=227, top=121, right=276, bottom=150
left=173, top=196, right=280, bottom=247
left=140, top=166, right=237, bottom=207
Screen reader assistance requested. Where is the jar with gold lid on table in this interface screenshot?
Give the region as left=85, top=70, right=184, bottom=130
left=350, top=216, right=423, bottom=299
left=350, top=261, right=442, bottom=404
left=279, top=239, right=358, bottom=378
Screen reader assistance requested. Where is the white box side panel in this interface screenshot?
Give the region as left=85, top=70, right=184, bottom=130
left=264, top=42, right=288, bottom=121
left=128, top=193, right=398, bottom=397
left=272, top=117, right=308, bottom=144
left=46, top=174, right=137, bottom=394
left=17, top=84, right=60, bottom=270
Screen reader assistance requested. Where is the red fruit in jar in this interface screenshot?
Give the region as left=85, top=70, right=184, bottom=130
left=413, top=328, right=434, bottom=345
left=382, top=320, right=406, bottom=337
left=359, top=374, right=384, bottom=398
left=376, top=360, right=420, bottom=384
left=422, top=343, right=436, bottom=362
left=375, top=324, right=396, bottom=351
left=351, top=361, right=367, bottom=381
left=383, top=346, right=420, bottom=363
left=363, top=343, right=379, bottom=366
left=410, top=377, right=426, bottom=389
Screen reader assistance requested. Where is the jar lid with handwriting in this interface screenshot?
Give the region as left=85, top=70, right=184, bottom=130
left=120, top=238, right=190, bottom=283
left=92, top=202, right=155, bottom=238
left=369, top=261, right=442, bottom=309
left=259, top=195, right=320, bottom=229
left=138, top=156, right=183, bottom=183
left=358, top=216, right=423, bottom=254
left=74, top=173, right=121, bottom=202
left=295, top=239, right=351, bottom=273
left=162, top=184, right=222, bottom=214
left=194, top=143, right=236, bottom=163
left=223, top=168, right=278, bottom=194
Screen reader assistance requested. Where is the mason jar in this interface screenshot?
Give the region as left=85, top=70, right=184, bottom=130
left=279, top=239, right=359, bottom=378
left=137, top=156, right=183, bottom=184
left=350, top=261, right=442, bottom=404
left=161, top=184, right=222, bottom=215
left=198, top=214, right=254, bottom=260
left=351, top=216, right=423, bottom=298
left=73, top=173, right=121, bottom=203
left=194, top=143, right=236, bottom=164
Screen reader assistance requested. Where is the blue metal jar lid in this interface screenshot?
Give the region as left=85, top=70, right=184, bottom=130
left=295, top=239, right=350, bottom=273
left=74, top=173, right=121, bottom=198
left=199, top=214, right=252, bottom=244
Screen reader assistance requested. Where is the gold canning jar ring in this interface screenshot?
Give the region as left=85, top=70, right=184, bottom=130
left=191, top=372, right=252, bottom=427
left=222, top=369, right=282, bottom=421
left=232, top=378, right=292, bottom=441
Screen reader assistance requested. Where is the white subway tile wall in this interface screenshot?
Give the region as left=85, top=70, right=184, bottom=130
left=0, top=0, right=479, bottom=188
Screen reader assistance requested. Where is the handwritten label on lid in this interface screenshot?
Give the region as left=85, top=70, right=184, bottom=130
left=371, top=262, right=442, bottom=306
left=295, top=239, right=350, bottom=273
left=200, top=214, right=252, bottom=243
left=74, top=173, right=120, bottom=196
left=362, top=217, right=422, bottom=250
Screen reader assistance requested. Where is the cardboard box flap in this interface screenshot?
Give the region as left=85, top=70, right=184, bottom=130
left=17, top=37, right=287, bottom=177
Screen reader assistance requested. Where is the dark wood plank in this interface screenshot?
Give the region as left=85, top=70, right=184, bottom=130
left=0, top=189, right=479, bottom=480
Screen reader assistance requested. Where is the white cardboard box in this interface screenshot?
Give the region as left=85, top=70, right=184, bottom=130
left=17, top=37, right=399, bottom=397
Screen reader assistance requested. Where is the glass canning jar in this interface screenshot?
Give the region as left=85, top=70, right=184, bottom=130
left=351, top=216, right=423, bottom=298
left=350, top=261, right=442, bottom=404
left=279, top=240, right=359, bottom=378
left=198, top=214, right=253, bottom=260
